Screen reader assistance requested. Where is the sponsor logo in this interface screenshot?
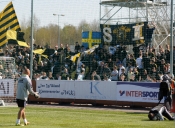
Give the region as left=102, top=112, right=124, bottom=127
left=119, top=90, right=159, bottom=98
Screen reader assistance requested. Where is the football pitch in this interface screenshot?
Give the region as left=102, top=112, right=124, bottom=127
left=0, top=104, right=174, bottom=128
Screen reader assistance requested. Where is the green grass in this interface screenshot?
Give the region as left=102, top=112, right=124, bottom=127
left=0, top=105, right=174, bottom=128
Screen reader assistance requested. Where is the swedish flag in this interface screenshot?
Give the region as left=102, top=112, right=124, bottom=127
left=82, top=31, right=101, bottom=48
left=0, top=2, right=21, bottom=47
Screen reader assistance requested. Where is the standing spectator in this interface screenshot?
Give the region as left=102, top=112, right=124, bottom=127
left=58, top=43, right=64, bottom=53
left=118, top=63, right=125, bottom=77
left=122, top=54, right=130, bottom=68
left=129, top=54, right=136, bottom=67
left=136, top=53, right=143, bottom=71
left=133, top=44, right=140, bottom=58
left=148, top=48, right=154, bottom=58
left=165, top=48, right=170, bottom=63
left=114, top=58, right=122, bottom=67
left=157, top=71, right=163, bottom=82
left=64, top=44, right=69, bottom=53
left=142, top=52, right=150, bottom=70
left=106, top=58, right=113, bottom=71
left=150, top=67, right=158, bottom=80
left=96, top=61, right=104, bottom=78
left=89, top=58, right=98, bottom=74
left=125, top=62, right=134, bottom=75
left=102, top=63, right=111, bottom=79
left=160, top=59, right=166, bottom=74
left=74, top=42, right=81, bottom=54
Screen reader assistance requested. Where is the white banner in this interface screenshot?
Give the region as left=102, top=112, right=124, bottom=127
left=36, top=80, right=162, bottom=103
left=116, top=82, right=162, bottom=103
left=0, top=79, right=14, bottom=96
left=75, top=81, right=117, bottom=100
left=36, top=80, right=75, bottom=99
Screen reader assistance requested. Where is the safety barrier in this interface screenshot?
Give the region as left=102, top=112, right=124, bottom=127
left=29, top=80, right=164, bottom=108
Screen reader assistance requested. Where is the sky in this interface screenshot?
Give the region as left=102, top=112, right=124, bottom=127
left=0, top=0, right=101, bottom=28
left=0, top=0, right=174, bottom=28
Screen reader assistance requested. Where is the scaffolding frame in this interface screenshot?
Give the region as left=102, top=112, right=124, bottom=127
left=100, top=0, right=173, bottom=49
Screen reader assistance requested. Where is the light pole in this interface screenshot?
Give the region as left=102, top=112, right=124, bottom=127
left=53, top=14, right=64, bottom=48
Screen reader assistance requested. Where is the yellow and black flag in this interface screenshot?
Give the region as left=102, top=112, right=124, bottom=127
left=0, top=2, right=21, bottom=47
left=6, top=30, right=29, bottom=47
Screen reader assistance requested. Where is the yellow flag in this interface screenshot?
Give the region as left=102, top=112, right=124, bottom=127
left=71, top=53, right=80, bottom=62
left=6, top=29, right=29, bottom=47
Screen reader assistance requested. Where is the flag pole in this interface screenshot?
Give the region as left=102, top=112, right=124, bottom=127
left=30, top=0, right=34, bottom=79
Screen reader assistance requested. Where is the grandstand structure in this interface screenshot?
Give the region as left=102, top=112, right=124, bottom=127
left=100, top=0, right=173, bottom=49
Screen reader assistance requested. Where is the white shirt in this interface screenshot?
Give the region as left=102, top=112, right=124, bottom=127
left=77, top=74, right=84, bottom=80
left=111, top=70, right=118, bottom=81
left=119, top=66, right=125, bottom=76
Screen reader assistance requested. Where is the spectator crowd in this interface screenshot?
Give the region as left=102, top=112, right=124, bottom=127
left=0, top=41, right=175, bottom=83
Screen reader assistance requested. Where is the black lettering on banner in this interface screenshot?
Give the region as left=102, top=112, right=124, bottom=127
left=0, top=82, right=10, bottom=94
left=0, top=82, right=6, bottom=94
left=61, top=90, right=75, bottom=96
left=7, top=82, right=9, bottom=94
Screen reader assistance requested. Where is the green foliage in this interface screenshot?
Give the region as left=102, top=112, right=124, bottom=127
left=0, top=106, right=174, bottom=128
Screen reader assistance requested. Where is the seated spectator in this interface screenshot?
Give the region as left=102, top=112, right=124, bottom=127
left=48, top=72, right=54, bottom=80
left=150, top=67, right=158, bottom=80
left=55, top=72, right=61, bottom=80
left=91, top=71, right=101, bottom=81
left=110, top=66, right=118, bottom=81
left=140, top=69, right=148, bottom=81
left=0, top=72, right=2, bottom=79
left=119, top=74, right=126, bottom=81
left=77, top=70, right=85, bottom=81
left=145, top=74, right=153, bottom=82
left=127, top=67, right=134, bottom=81
left=133, top=67, right=141, bottom=81
left=103, top=75, right=111, bottom=81
left=60, top=68, right=70, bottom=80
left=130, top=74, right=136, bottom=82
left=40, top=72, right=49, bottom=80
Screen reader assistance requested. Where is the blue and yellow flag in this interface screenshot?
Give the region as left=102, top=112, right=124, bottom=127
left=82, top=31, right=101, bottom=48
left=0, top=2, right=21, bottom=47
